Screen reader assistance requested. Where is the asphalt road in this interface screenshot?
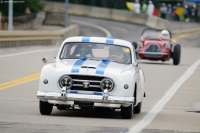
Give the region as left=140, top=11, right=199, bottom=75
left=0, top=16, right=200, bottom=133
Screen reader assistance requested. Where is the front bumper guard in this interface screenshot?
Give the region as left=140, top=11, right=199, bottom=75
left=37, top=90, right=134, bottom=105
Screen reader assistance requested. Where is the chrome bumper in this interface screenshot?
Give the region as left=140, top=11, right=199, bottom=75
left=37, top=91, right=134, bottom=108
left=139, top=52, right=168, bottom=55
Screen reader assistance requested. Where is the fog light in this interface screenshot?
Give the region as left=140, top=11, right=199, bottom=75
left=43, top=79, right=48, bottom=84
left=100, top=78, right=114, bottom=92
left=59, top=75, right=73, bottom=89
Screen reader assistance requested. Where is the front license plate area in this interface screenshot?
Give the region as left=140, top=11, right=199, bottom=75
left=74, top=101, right=94, bottom=107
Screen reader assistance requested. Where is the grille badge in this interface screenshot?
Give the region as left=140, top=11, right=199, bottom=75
left=83, top=81, right=90, bottom=88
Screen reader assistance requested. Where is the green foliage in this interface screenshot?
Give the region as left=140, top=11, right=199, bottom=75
left=0, top=0, right=44, bottom=16
left=26, top=0, right=44, bottom=13
left=47, top=0, right=65, bottom=2
left=48, top=0, right=127, bottom=9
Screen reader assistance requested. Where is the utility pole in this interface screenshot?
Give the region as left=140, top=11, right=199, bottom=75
left=65, top=0, right=69, bottom=27
left=8, top=0, right=13, bottom=31
left=0, top=12, right=1, bottom=30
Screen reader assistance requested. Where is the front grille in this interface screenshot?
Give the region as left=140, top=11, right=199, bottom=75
left=69, top=75, right=104, bottom=92
left=145, top=44, right=161, bottom=53
left=144, top=44, right=162, bottom=58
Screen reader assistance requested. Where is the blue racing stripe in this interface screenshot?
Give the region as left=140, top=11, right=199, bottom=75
left=96, top=60, right=110, bottom=75
left=106, top=38, right=114, bottom=44
left=71, top=58, right=86, bottom=73
left=82, top=37, right=90, bottom=42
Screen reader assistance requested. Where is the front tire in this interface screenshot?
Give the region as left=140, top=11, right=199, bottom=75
left=121, top=104, right=133, bottom=119
left=173, top=44, right=181, bottom=65
left=134, top=102, right=142, bottom=114
left=39, top=100, right=53, bottom=115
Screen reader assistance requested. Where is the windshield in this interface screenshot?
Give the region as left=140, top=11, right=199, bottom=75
left=141, top=29, right=171, bottom=40
left=60, top=42, right=132, bottom=64
left=141, top=30, right=161, bottom=40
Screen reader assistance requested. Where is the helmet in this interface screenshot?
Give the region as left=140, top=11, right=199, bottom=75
left=161, top=30, right=170, bottom=40
left=73, top=44, right=92, bottom=58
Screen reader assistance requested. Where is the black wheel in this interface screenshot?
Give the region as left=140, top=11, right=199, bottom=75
left=134, top=102, right=142, bottom=114
left=173, top=44, right=181, bottom=65
left=39, top=100, right=53, bottom=115
left=121, top=104, right=133, bottom=119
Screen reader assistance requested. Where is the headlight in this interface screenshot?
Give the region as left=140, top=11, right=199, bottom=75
left=59, top=75, right=73, bottom=89
left=100, top=78, right=114, bottom=92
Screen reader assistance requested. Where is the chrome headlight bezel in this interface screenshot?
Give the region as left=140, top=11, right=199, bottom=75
left=58, top=75, right=73, bottom=89
left=100, top=78, right=114, bottom=92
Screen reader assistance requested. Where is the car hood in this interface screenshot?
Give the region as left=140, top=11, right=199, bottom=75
left=52, top=59, right=132, bottom=76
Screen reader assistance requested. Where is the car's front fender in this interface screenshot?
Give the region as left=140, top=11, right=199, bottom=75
left=39, top=64, right=61, bottom=93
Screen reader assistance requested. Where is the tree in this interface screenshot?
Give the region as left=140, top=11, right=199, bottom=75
left=0, top=0, right=44, bottom=16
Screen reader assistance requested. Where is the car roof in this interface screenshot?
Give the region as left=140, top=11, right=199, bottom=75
left=62, top=36, right=133, bottom=48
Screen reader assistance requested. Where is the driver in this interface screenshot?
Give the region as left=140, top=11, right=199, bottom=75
left=161, top=30, right=170, bottom=40
left=70, top=44, right=93, bottom=58
left=108, top=46, right=124, bottom=63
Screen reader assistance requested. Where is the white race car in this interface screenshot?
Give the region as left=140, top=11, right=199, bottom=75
left=37, top=36, right=145, bottom=119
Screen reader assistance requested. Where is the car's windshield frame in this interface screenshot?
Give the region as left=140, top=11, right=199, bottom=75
left=141, top=29, right=172, bottom=40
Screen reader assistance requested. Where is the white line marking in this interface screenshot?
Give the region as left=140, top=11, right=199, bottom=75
left=129, top=58, right=200, bottom=133
left=71, top=20, right=112, bottom=38
left=0, top=49, right=54, bottom=58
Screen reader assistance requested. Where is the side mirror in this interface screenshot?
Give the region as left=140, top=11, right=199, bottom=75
left=132, top=42, right=138, bottom=50
left=42, top=57, right=48, bottom=63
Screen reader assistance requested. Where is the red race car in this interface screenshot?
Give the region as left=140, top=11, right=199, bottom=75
left=136, top=28, right=181, bottom=65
